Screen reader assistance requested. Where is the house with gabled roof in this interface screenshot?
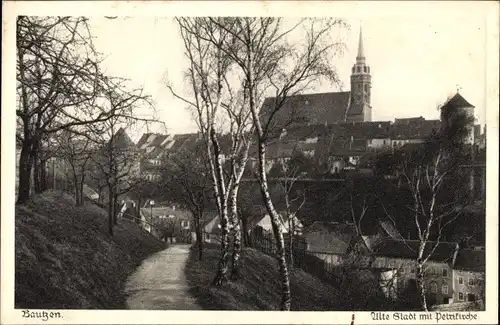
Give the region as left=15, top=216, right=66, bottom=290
left=452, top=248, right=485, bottom=305
left=139, top=205, right=194, bottom=243
left=368, top=239, right=460, bottom=305
left=203, top=211, right=222, bottom=243
left=302, top=221, right=368, bottom=266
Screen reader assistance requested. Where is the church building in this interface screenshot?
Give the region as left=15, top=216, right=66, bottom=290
left=260, top=28, right=372, bottom=133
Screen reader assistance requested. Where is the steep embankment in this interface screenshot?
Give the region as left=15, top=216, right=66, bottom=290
left=185, top=244, right=341, bottom=310
left=15, top=191, right=165, bottom=309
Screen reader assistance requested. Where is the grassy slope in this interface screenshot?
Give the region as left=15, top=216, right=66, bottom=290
left=15, top=191, right=165, bottom=309
left=185, top=244, right=341, bottom=310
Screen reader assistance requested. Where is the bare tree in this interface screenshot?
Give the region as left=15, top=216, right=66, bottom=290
left=16, top=16, right=161, bottom=205
left=159, top=142, right=213, bottom=261
left=88, top=81, right=154, bottom=235
left=55, top=128, right=95, bottom=206
left=384, top=105, right=475, bottom=311
left=16, top=16, right=104, bottom=203
left=194, top=17, right=346, bottom=310
left=90, top=121, right=138, bottom=236
left=168, top=18, right=254, bottom=285
left=278, top=156, right=307, bottom=268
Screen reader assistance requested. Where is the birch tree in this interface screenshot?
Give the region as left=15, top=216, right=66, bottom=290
left=168, top=18, right=253, bottom=284
left=169, top=17, right=346, bottom=308
left=190, top=17, right=346, bottom=310
left=388, top=107, right=475, bottom=311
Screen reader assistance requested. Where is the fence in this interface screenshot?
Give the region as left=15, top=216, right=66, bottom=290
left=250, top=230, right=343, bottom=287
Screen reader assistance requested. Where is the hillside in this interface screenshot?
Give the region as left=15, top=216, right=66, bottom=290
left=184, top=244, right=342, bottom=310
left=15, top=191, right=166, bottom=309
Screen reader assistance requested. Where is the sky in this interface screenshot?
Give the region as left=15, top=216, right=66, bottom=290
left=88, top=12, right=490, bottom=140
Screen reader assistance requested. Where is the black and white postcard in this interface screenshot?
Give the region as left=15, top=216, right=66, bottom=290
left=1, top=1, right=498, bottom=324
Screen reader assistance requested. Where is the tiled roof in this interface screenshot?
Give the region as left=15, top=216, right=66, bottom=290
left=113, top=128, right=136, bottom=150
left=390, top=119, right=441, bottom=139
left=304, top=222, right=358, bottom=254
left=149, top=134, right=169, bottom=148
left=394, top=117, right=425, bottom=125
left=321, top=138, right=367, bottom=156
left=373, top=239, right=459, bottom=264
left=260, top=91, right=350, bottom=132
left=378, top=219, right=405, bottom=240
left=170, top=133, right=200, bottom=152
left=440, top=93, right=475, bottom=110
left=136, top=133, right=153, bottom=148
left=140, top=206, right=192, bottom=222
left=454, top=249, right=485, bottom=272
left=358, top=121, right=392, bottom=138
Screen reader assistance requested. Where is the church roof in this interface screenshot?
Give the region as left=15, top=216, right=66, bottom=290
left=260, top=91, right=350, bottom=132
left=357, top=26, right=365, bottom=59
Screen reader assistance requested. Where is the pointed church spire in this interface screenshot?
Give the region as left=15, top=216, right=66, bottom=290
left=357, top=26, right=364, bottom=58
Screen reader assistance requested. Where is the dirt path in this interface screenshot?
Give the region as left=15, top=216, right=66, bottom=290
left=125, top=244, right=202, bottom=310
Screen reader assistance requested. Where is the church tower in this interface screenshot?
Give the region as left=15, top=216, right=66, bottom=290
left=347, top=27, right=372, bottom=122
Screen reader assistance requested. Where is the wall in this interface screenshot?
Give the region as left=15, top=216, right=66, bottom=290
left=452, top=269, right=484, bottom=303
left=372, top=256, right=454, bottom=305
left=329, top=160, right=345, bottom=174
left=308, top=251, right=344, bottom=266
left=390, top=139, right=424, bottom=148
left=368, top=138, right=391, bottom=149
left=258, top=215, right=288, bottom=233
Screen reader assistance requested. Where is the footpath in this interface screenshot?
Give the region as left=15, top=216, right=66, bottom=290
left=125, top=244, right=202, bottom=310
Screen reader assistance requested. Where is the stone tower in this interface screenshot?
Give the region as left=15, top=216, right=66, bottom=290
left=347, top=27, right=372, bottom=122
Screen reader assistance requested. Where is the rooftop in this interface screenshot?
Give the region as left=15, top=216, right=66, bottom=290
left=373, top=239, right=459, bottom=264
left=454, top=249, right=485, bottom=272
left=260, top=91, right=351, bottom=131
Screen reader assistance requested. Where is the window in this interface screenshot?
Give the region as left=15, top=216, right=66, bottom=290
left=357, top=66, right=361, bottom=73
left=459, top=276, right=464, bottom=285
left=430, top=282, right=438, bottom=293
left=468, top=278, right=474, bottom=286
left=181, top=220, right=190, bottom=229
left=364, top=83, right=369, bottom=91
left=442, top=268, right=448, bottom=277
left=364, top=66, right=367, bottom=73
left=458, top=292, right=464, bottom=301
left=442, top=284, right=449, bottom=294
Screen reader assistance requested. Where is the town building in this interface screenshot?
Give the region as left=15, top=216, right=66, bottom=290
left=452, top=248, right=485, bottom=304
left=139, top=205, right=194, bottom=243
left=371, top=239, right=459, bottom=305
